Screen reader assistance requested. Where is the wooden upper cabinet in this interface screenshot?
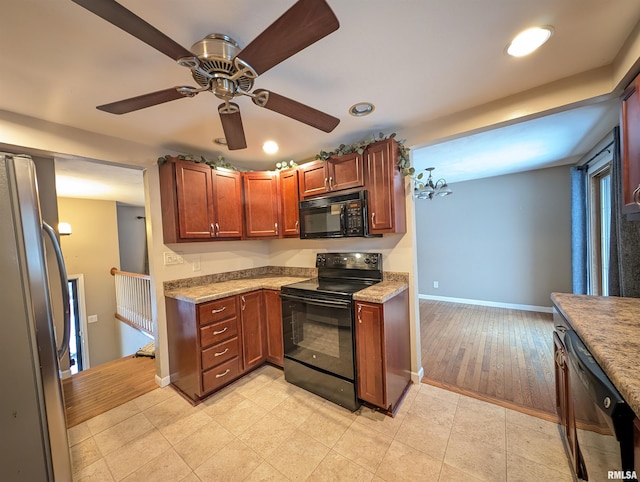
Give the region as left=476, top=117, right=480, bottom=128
left=279, top=169, right=300, bottom=237
left=211, top=169, right=243, bottom=238
left=621, top=74, right=640, bottom=215
left=327, top=152, right=364, bottom=192
left=159, top=157, right=242, bottom=243
left=364, top=138, right=406, bottom=235
left=299, top=154, right=364, bottom=198
left=299, top=160, right=329, bottom=198
left=175, top=160, right=215, bottom=240
left=243, top=171, right=280, bottom=238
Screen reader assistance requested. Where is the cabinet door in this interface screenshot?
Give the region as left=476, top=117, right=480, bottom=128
left=243, top=172, right=280, bottom=238
left=621, top=76, right=640, bottom=214
left=240, top=291, right=266, bottom=371
left=364, top=139, right=406, bottom=234
left=263, top=290, right=284, bottom=366
left=327, top=153, right=364, bottom=192
left=299, top=160, right=329, bottom=198
left=175, top=160, right=214, bottom=239
left=554, top=332, right=579, bottom=474
left=355, top=302, right=386, bottom=407
left=212, top=169, right=243, bottom=238
left=279, top=169, right=300, bottom=237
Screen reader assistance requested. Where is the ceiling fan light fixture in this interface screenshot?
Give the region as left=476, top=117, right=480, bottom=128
left=507, top=26, right=553, bottom=57
left=213, top=137, right=227, bottom=146
left=263, top=140, right=279, bottom=154
left=414, top=167, right=453, bottom=201
left=349, top=102, right=375, bottom=117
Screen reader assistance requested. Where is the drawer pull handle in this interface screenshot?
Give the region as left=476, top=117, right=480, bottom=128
left=215, top=369, right=230, bottom=379
left=214, top=348, right=229, bottom=357
left=213, top=327, right=228, bottom=335
left=211, top=306, right=227, bottom=314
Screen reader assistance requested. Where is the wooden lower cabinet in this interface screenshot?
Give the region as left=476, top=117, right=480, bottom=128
left=355, top=290, right=411, bottom=414
left=239, top=290, right=266, bottom=371
left=166, top=290, right=270, bottom=402
left=554, top=331, right=578, bottom=470
left=263, top=289, right=284, bottom=367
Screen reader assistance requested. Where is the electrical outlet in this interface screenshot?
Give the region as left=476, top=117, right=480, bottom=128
left=88, top=314, right=98, bottom=323
left=433, top=281, right=439, bottom=289
left=163, top=251, right=184, bottom=265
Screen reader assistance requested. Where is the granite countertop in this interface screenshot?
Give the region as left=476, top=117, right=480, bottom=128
left=353, top=281, right=408, bottom=303
left=165, top=274, right=409, bottom=305
left=551, top=292, right=640, bottom=418
left=165, top=276, right=309, bottom=304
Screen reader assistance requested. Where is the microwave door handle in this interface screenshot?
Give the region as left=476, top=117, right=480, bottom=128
left=340, top=203, right=347, bottom=235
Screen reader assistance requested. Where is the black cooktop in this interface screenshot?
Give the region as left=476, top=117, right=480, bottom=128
left=281, top=252, right=383, bottom=301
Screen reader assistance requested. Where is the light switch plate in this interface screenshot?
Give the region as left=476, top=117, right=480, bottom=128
left=88, top=314, right=98, bottom=323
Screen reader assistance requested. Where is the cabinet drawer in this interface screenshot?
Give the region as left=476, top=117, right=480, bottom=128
left=201, top=337, right=239, bottom=371
left=200, top=318, right=238, bottom=348
left=202, top=357, right=240, bottom=393
left=199, top=297, right=237, bottom=325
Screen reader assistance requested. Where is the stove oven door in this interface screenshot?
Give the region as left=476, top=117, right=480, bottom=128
left=280, top=293, right=355, bottom=380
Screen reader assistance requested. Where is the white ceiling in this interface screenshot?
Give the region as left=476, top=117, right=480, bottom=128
left=1, top=0, right=640, bottom=203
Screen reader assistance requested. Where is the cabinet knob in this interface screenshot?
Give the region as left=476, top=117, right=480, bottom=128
left=329, top=176, right=334, bottom=190
left=371, top=212, right=376, bottom=227
left=212, top=326, right=228, bottom=335
left=211, top=306, right=226, bottom=314
left=275, top=222, right=279, bottom=235
left=210, top=223, right=215, bottom=237
left=241, top=296, right=246, bottom=311
left=214, top=347, right=229, bottom=357
left=214, top=222, right=220, bottom=237
left=357, top=304, right=362, bottom=323
left=215, top=369, right=230, bottom=379
left=324, top=177, right=329, bottom=190
left=295, top=220, right=299, bottom=233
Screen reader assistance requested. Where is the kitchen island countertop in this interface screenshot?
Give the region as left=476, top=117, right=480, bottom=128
left=551, top=292, right=640, bottom=418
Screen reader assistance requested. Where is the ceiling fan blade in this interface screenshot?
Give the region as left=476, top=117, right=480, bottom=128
left=252, top=89, right=339, bottom=133
left=97, top=87, right=195, bottom=114
left=218, top=103, right=247, bottom=150
left=236, top=0, right=339, bottom=75
left=71, top=0, right=193, bottom=61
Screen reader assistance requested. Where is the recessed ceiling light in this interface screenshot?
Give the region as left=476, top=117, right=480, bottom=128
left=213, top=138, right=227, bottom=145
left=349, top=102, right=375, bottom=117
left=507, top=26, right=553, bottom=57
left=263, top=140, right=279, bottom=154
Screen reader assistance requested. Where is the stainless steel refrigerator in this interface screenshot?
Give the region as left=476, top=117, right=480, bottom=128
left=0, top=153, right=72, bottom=480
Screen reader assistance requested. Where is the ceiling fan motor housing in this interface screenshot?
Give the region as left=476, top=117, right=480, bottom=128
left=190, top=34, right=254, bottom=100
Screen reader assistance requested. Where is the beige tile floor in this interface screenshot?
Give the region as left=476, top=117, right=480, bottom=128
left=68, top=365, right=574, bottom=481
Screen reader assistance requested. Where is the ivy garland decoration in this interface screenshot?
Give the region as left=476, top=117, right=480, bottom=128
left=314, top=132, right=414, bottom=177
left=157, top=154, right=240, bottom=171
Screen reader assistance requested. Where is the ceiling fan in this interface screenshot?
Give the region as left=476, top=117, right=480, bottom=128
left=71, top=0, right=341, bottom=150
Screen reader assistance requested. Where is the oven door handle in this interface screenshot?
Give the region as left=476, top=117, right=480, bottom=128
left=280, top=293, right=352, bottom=309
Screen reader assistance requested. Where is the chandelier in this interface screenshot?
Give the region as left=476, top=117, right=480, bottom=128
left=413, top=167, right=453, bottom=200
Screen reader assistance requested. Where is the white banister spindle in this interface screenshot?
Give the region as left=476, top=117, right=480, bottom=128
left=111, top=268, right=153, bottom=337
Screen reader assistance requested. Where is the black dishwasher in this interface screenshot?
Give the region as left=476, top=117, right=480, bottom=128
left=564, top=329, right=637, bottom=481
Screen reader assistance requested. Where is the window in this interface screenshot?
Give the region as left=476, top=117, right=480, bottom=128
left=587, top=161, right=612, bottom=295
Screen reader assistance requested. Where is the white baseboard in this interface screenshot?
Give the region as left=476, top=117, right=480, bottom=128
left=411, top=366, right=424, bottom=384
left=155, top=374, right=170, bottom=387
left=419, top=294, right=553, bottom=313
left=60, top=369, right=72, bottom=379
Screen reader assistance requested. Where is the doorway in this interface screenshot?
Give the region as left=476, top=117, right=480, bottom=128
left=67, top=274, right=89, bottom=374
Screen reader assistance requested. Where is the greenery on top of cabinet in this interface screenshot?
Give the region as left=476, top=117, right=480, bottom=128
left=314, top=132, right=413, bottom=177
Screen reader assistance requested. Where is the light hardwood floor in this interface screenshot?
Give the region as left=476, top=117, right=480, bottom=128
left=420, top=299, right=557, bottom=421
left=63, top=355, right=157, bottom=427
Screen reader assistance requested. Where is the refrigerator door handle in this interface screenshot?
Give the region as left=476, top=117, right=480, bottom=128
left=42, top=222, right=71, bottom=360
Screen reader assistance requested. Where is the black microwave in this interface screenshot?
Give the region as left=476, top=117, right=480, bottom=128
left=299, top=190, right=378, bottom=239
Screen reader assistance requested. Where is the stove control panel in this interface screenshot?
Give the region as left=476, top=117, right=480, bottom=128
left=316, top=252, right=382, bottom=270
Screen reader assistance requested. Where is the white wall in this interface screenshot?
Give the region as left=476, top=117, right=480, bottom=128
left=117, top=204, right=147, bottom=274
left=415, top=165, right=573, bottom=308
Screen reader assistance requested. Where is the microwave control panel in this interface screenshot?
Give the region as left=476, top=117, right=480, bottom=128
left=345, top=200, right=364, bottom=235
